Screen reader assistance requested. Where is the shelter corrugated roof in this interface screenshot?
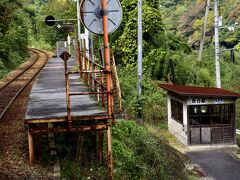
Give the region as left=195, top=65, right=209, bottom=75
left=160, top=84, right=240, bottom=98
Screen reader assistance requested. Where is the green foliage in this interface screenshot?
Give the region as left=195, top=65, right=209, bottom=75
left=112, top=121, right=189, bottom=179
left=0, top=61, right=7, bottom=78
left=40, top=0, right=76, bottom=46
left=118, top=66, right=167, bottom=123
left=113, top=3, right=164, bottom=67
left=58, top=121, right=190, bottom=179
left=60, top=160, right=83, bottom=179
left=0, top=0, right=29, bottom=78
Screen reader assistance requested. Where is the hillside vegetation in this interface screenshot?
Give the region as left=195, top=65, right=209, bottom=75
left=57, top=121, right=191, bottom=179
left=0, top=1, right=29, bottom=78
left=113, top=0, right=240, bottom=127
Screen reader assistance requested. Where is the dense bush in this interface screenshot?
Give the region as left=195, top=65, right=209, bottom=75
left=0, top=1, right=29, bottom=78
left=118, top=66, right=167, bottom=123
left=59, top=121, right=190, bottom=179
left=112, top=121, right=189, bottom=179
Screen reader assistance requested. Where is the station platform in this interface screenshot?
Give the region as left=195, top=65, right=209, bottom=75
left=25, top=56, right=106, bottom=123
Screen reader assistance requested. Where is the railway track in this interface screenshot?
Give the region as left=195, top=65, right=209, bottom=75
left=0, top=48, right=50, bottom=119
left=0, top=48, right=54, bottom=178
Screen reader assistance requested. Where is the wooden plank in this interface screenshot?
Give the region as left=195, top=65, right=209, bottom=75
left=201, top=127, right=211, bottom=143
left=223, top=126, right=233, bottom=143
left=190, top=128, right=201, bottom=144
left=212, top=127, right=222, bottom=144
left=25, top=57, right=106, bottom=121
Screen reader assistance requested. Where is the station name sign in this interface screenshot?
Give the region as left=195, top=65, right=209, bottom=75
left=187, top=97, right=233, bottom=105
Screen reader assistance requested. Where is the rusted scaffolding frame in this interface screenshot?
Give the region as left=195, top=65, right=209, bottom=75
left=26, top=1, right=115, bottom=179
left=27, top=122, right=113, bottom=176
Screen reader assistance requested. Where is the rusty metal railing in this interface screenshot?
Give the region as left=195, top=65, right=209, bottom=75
left=60, top=38, right=115, bottom=125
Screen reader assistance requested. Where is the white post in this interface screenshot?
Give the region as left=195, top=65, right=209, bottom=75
left=76, top=0, right=81, bottom=44
left=67, top=33, right=71, bottom=54
left=85, top=28, right=90, bottom=58
left=137, top=0, right=143, bottom=95
left=214, top=0, right=221, bottom=88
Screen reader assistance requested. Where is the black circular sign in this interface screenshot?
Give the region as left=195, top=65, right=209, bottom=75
left=45, top=15, right=55, bottom=26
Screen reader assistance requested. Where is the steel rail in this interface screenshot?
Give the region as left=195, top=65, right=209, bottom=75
left=0, top=49, right=39, bottom=90
left=0, top=48, right=49, bottom=119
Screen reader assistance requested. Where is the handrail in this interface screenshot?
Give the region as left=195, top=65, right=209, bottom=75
left=75, top=41, right=122, bottom=120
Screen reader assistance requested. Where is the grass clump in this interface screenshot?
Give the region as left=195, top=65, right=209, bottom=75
left=57, top=121, right=191, bottom=179
left=112, top=120, right=189, bottom=179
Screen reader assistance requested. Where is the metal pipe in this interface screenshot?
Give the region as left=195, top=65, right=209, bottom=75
left=28, top=131, right=35, bottom=163
left=107, top=125, right=113, bottom=179
left=98, top=130, right=104, bottom=165
left=47, top=19, right=78, bottom=22
left=102, top=0, right=113, bottom=117
left=63, top=53, right=71, bottom=124
left=69, top=91, right=109, bottom=96
left=30, top=124, right=108, bottom=134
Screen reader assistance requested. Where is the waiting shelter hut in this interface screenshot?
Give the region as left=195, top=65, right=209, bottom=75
left=160, top=84, right=240, bottom=146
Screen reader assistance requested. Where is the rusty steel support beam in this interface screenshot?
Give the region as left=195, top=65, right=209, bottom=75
left=69, top=91, right=110, bottom=96
left=98, top=130, right=104, bottom=165
left=70, top=115, right=111, bottom=121
left=92, top=130, right=97, bottom=156
left=29, top=124, right=108, bottom=134
left=63, top=53, right=71, bottom=125
left=25, top=115, right=111, bottom=124
left=68, top=70, right=107, bottom=74
left=101, top=71, right=105, bottom=107
left=101, top=0, right=114, bottom=124
left=77, top=40, right=82, bottom=74
left=83, top=39, right=87, bottom=82
left=25, top=118, right=65, bottom=124
left=107, top=124, right=113, bottom=179
left=28, top=130, right=35, bottom=163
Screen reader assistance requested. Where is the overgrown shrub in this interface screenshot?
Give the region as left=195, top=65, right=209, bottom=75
left=118, top=66, right=167, bottom=123
left=112, top=121, right=189, bottom=179
left=57, top=121, right=190, bottom=179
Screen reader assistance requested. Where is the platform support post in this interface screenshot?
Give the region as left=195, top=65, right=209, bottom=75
left=28, top=130, right=35, bottom=163
left=77, top=40, right=82, bottom=74
left=83, top=39, right=87, bottom=82
left=63, top=53, right=71, bottom=125
left=98, top=130, right=104, bottom=165
left=101, top=0, right=113, bottom=124
left=107, top=125, right=113, bottom=179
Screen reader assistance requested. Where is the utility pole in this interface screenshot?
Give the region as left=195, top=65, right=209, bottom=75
left=76, top=0, right=81, bottom=45
left=198, top=0, right=211, bottom=61
left=137, top=0, right=143, bottom=95
left=214, top=0, right=221, bottom=88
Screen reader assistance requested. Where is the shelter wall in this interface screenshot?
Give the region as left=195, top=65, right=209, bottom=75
left=167, top=94, right=188, bottom=145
